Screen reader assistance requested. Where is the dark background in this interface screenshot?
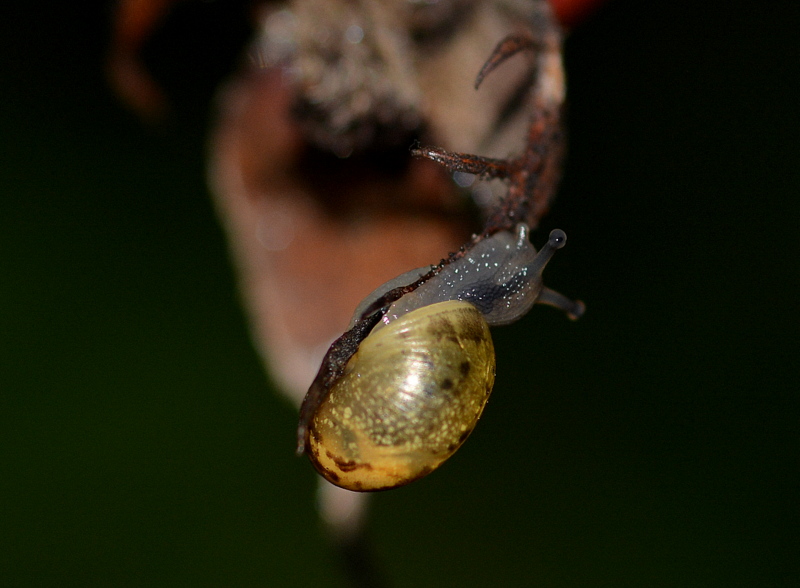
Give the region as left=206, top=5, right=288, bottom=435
left=1, top=1, right=798, bottom=586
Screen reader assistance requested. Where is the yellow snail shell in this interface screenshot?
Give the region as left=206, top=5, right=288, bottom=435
left=306, top=299, right=495, bottom=491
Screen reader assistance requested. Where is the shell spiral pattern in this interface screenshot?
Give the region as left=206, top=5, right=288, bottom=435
left=307, top=300, right=495, bottom=491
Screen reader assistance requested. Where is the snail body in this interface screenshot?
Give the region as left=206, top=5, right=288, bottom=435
left=379, top=224, right=563, bottom=328
left=303, top=225, right=583, bottom=491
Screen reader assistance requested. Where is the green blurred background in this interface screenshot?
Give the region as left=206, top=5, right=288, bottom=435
left=1, top=1, right=797, bottom=586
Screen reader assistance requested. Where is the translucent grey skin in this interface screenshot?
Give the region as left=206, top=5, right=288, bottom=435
left=369, top=223, right=574, bottom=332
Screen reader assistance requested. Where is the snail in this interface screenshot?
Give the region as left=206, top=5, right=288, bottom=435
left=298, top=224, right=584, bottom=491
